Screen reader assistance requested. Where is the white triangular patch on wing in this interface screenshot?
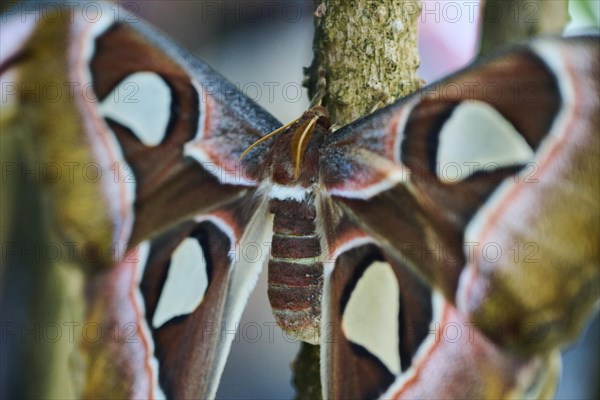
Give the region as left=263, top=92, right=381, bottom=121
left=100, top=72, right=171, bottom=146
left=436, top=101, right=534, bottom=183
left=342, top=261, right=401, bottom=375
left=152, top=238, right=208, bottom=328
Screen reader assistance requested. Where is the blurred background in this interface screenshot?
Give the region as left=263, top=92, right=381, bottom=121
left=1, top=0, right=599, bottom=398
left=124, top=1, right=599, bottom=398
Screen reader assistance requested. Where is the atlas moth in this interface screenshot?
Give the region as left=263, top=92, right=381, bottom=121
left=1, top=0, right=598, bottom=399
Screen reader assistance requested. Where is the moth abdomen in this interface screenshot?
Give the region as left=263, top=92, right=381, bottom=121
left=267, top=197, right=324, bottom=344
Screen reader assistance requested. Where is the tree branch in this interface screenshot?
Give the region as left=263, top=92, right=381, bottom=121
left=307, top=0, right=422, bottom=125
left=294, top=1, right=422, bottom=398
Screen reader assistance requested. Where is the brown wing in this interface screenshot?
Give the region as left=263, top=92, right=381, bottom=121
left=321, top=231, right=559, bottom=399
left=83, top=192, right=271, bottom=399
left=1, top=2, right=278, bottom=398
left=1, top=2, right=279, bottom=267
left=321, top=36, right=600, bottom=354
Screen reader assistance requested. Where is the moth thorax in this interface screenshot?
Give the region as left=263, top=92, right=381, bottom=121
left=266, top=197, right=323, bottom=344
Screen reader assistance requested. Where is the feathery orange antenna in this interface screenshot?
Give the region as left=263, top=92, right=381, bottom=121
left=239, top=117, right=301, bottom=161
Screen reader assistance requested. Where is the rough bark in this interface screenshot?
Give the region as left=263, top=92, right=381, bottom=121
left=307, top=0, right=422, bottom=126
left=292, top=343, right=322, bottom=400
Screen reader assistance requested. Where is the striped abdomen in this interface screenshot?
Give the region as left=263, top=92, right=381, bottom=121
left=267, top=198, right=323, bottom=344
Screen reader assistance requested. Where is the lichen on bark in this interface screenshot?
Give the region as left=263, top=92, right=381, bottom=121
left=307, top=0, right=422, bottom=126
